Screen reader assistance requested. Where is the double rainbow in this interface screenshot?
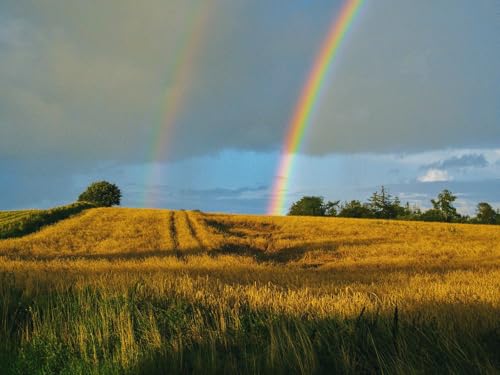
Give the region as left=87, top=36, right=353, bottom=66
left=268, top=0, right=365, bottom=215
left=146, top=1, right=214, bottom=206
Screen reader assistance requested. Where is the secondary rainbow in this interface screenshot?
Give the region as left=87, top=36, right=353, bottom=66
left=268, top=0, right=365, bottom=215
left=146, top=1, right=214, bottom=206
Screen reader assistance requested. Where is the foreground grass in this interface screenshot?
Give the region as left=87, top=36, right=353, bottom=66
left=0, top=208, right=498, bottom=374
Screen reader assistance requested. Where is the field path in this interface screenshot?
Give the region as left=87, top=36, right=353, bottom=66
left=168, top=211, right=180, bottom=257
left=173, top=211, right=205, bottom=255
left=184, top=211, right=204, bottom=250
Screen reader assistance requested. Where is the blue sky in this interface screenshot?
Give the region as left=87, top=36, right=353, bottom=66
left=0, top=0, right=499, bottom=214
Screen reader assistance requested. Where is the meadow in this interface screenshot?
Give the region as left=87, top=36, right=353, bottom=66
left=0, top=208, right=499, bottom=374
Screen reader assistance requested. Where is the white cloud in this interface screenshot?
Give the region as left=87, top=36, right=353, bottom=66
left=418, top=169, right=451, bottom=183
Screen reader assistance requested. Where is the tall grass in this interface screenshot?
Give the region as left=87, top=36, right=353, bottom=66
left=0, top=208, right=498, bottom=373
left=0, top=272, right=498, bottom=374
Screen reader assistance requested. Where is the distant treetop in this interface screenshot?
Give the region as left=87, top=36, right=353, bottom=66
left=287, top=187, right=498, bottom=225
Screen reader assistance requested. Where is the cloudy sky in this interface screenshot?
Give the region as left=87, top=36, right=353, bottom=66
left=1, top=0, right=499, bottom=214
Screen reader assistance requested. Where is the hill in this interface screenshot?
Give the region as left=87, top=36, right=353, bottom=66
left=0, top=208, right=499, bottom=374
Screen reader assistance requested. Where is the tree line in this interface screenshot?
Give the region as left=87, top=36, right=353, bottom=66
left=288, top=187, right=499, bottom=225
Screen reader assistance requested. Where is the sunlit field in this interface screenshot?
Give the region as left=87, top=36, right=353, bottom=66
left=0, top=208, right=499, bottom=374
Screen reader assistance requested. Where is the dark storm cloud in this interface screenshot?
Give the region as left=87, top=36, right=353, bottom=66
left=307, top=1, right=499, bottom=154
left=421, top=153, right=489, bottom=170
left=0, top=0, right=498, bottom=166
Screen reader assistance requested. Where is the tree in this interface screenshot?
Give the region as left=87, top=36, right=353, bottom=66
left=288, top=196, right=325, bottom=216
left=78, top=181, right=121, bottom=207
left=338, top=200, right=374, bottom=218
left=430, top=189, right=459, bottom=222
left=475, top=202, right=497, bottom=224
left=419, top=208, right=446, bottom=222
left=367, top=186, right=403, bottom=219
left=399, top=202, right=422, bottom=220
left=324, top=200, right=340, bottom=216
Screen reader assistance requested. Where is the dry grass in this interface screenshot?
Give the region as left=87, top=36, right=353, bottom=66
left=0, top=208, right=499, bottom=374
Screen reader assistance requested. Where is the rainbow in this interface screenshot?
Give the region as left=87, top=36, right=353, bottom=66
left=146, top=1, right=214, bottom=206
left=268, top=0, right=365, bottom=215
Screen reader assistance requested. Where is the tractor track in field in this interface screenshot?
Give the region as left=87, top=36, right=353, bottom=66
left=184, top=211, right=204, bottom=250
left=168, top=211, right=182, bottom=259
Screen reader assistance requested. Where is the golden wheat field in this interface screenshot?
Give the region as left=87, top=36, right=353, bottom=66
left=0, top=208, right=499, bottom=374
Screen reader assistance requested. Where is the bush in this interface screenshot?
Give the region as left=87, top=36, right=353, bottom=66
left=419, top=209, right=446, bottom=222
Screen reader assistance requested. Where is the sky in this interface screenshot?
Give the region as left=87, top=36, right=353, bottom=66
left=1, top=0, right=499, bottom=215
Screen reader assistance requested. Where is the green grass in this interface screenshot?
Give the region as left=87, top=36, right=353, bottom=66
left=0, top=274, right=498, bottom=375
left=0, top=202, right=95, bottom=239
left=0, top=210, right=37, bottom=224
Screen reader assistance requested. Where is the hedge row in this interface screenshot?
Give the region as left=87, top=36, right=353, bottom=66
left=0, top=202, right=95, bottom=239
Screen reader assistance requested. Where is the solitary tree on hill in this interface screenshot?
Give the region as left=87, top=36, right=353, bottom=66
left=78, top=181, right=121, bottom=207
